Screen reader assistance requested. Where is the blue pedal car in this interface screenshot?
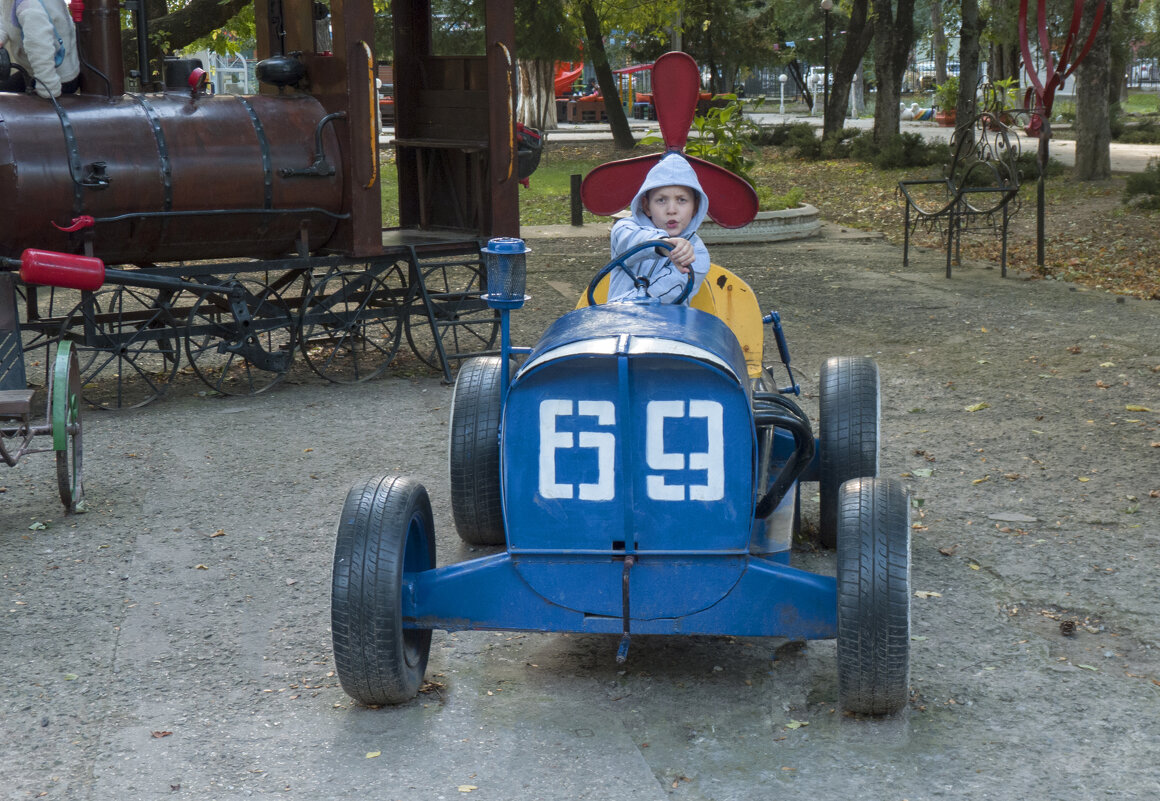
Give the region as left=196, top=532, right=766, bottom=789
left=330, top=238, right=912, bottom=716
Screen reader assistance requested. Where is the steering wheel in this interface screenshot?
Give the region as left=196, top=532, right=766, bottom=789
left=585, top=239, right=695, bottom=306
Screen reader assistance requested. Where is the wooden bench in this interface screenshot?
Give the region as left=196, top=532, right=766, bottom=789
left=898, top=111, right=1023, bottom=277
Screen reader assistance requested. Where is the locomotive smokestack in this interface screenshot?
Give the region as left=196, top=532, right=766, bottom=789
left=77, top=0, right=124, bottom=95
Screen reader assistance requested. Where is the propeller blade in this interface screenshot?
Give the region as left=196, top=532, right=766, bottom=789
left=651, top=51, right=700, bottom=152
left=686, top=155, right=759, bottom=228
left=580, top=153, right=662, bottom=216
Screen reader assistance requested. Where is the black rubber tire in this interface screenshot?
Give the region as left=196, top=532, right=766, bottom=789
left=449, top=356, right=507, bottom=546
left=818, top=356, right=880, bottom=548
left=331, top=475, right=436, bottom=706
left=836, top=477, right=911, bottom=716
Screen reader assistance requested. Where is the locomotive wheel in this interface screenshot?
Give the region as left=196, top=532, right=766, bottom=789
left=818, top=356, right=880, bottom=548
left=59, top=286, right=182, bottom=410
left=404, top=260, right=499, bottom=372
left=836, top=477, right=910, bottom=716
left=449, top=356, right=508, bottom=546
left=50, top=341, right=83, bottom=513
left=185, top=277, right=296, bottom=396
left=331, top=475, right=436, bottom=706
left=299, top=267, right=405, bottom=383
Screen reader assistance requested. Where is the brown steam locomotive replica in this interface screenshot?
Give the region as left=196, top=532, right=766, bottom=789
left=1, top=0, right=528, bottom=408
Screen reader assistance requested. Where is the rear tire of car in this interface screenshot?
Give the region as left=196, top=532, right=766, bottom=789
left=449, top=356, right=508, bottom=546
left=818, top=356, right=879, bottom=548
left=836, top=477, right=911, bottom=716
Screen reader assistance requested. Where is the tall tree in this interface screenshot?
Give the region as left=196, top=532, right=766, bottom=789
left=823, top=0, right=875, bottom=138
left=1074, top=0, right=1113, bottom=178
left=577, top=0, right=636, bottom=149
left=959, top=0, right=982, bottom=120
left=515, top=0, right=580, bottom=129
left=870, top=0, right=918, bottom=143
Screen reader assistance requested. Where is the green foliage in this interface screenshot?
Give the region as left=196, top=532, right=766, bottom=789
left=934, top=76, right=958, bottom=110
left=756, top=185, right=805, bottom=211
left=1116, top=118, right=1160, bottom=144
left=641, top=96, right=764, bottom=185
left=1124, top=157, right=1160, bottom=209
left=750, top=121, right=816, bottom=148
left=1013, top=150, right=1066, bottom=179
left=848, top=131, right=950, bottom=170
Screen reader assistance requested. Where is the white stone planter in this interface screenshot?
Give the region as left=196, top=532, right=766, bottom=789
left=696, top=204, right=821, bottom=243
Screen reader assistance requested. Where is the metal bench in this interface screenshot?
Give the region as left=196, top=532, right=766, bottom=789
left=0, top=272, right=84, bottom=512
left=898, top=111, right=1023, bottom=277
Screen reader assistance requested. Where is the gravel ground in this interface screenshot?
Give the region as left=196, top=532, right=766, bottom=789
left=3, top=224, right=1159, bottom=800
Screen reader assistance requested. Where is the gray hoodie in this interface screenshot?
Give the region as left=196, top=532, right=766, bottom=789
left=608, top=153, right=710, bottom=304
left=0, top=0, right=79, bottom=98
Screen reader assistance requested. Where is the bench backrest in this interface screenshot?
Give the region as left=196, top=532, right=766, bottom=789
left=0, top=272, right=28, bottom=392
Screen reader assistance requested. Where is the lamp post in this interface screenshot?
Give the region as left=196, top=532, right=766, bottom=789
left=820, top=0, right=833, bottom=123
left=779, top=73, right=788, bottom=114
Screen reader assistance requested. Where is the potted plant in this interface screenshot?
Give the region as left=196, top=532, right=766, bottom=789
left=933, top=76, right=958, bottom=126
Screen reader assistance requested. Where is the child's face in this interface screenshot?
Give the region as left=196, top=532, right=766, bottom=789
left=643, top=185, right=697, bottom=235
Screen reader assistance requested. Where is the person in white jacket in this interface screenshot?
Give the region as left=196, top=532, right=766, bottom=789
left=0, top=0, right=80, bottom=98
left=608, top=152, right=711, bottom=305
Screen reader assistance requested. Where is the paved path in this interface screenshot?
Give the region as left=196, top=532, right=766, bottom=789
left=384, top=112, right=1160, bottom=173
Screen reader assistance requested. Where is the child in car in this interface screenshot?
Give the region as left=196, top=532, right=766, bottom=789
left=608, top=152, right=710, bottom=305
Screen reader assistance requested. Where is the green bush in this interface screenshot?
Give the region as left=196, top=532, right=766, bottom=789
left=1124, top=157, right=1160, bottom=209
left=1116, top=118, right=1160, bottom=144
left=750, top=121, right=816, bottom=148
left=849, top=131, right=950, bottom=169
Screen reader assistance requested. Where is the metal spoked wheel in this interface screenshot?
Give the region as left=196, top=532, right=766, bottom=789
left=299, top=266, right=406, bottom=383
left=185, top=277, right=296, bottom=396
left=50, top=341, right=83, bottom=512
left=404, top=259, right=499, bottom=372
left=331, top=474, right=436, bottom=706
left=59, top=286, right=182, bottom=409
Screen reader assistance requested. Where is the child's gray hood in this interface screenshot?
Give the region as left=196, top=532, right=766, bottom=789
left=628, top=153, right=710, bottom=239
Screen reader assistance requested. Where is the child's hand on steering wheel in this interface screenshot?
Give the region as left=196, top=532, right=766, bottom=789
left=662, top=237, right=695, bottom=272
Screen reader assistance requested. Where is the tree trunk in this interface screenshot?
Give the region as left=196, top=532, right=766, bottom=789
left=518, top=59, right=558, bottom=130
left=1074, top=0, right=1112, bottom=180
left=870, top=0, right=916, bottom=145
left=1108, top=0, right=1140, bottom=105
left=958, top=0, right=982, bottom=120
left=579, top=1, right=635, bottom=150
left=932, top=0, right=947, bottom=85
left=823, top=0, right=874, bottom=138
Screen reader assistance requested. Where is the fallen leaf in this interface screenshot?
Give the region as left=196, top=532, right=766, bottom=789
left=915, top=590, right=943, bottom=599
left=1125, top=405, right=1152, bottom=412
left=964, top=402, right=990, bottom=412
left=912, top=468, right=933, bottom=477
left=968, top=563, right=981, bottom=570
left=785, top=719, right=809, bottom=729
left=195, top=564, right=209, bottom=570
left=151, top=731, right=173, bottom=738
left=973, top=476, right=990, bottom=484
left=209, top=529, right=225, bottom=538
left=28, top=522, right=47, bottom=531
left=458, top=785, right=478, bottom=793
left=63, top=673, right=78, bottom=681
left=938, top=544, right=959, bottom=556
left=1077, top=664, right=1099, bottom=672
left=366, top=751, right=381, bottom=759
left=1078, top=477, right=1090, bottom=483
